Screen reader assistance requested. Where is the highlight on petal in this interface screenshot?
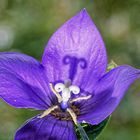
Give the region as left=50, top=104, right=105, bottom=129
left=42, top=9, right=107, bottom=92
left=15, top=115, right=77, bottom=140
left=77, top=65, right=140, bottom=125
left=0, top=52, right=55, bottom=109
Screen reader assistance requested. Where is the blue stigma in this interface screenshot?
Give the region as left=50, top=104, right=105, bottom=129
left=60, top=101, right=69, bottom=111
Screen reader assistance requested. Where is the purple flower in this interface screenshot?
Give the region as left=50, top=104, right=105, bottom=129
left=0, top=9, right=140, bottom=140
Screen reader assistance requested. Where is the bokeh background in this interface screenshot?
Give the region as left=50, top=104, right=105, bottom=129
left=0, top=0, right=140, bottom=140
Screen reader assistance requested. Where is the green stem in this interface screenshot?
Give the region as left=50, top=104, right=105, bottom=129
left=77, top=123, right=89, bottom=140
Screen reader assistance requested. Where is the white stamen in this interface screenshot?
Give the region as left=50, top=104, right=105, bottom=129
left=50, top=83, right=62, bottom=103
left=70, top=95, right=92, bottom=103
left=67, top=108, right=77, bottom=125
left=39, top=105, right=58, bottom=118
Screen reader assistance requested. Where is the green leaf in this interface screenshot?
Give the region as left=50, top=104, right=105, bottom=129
left=75, top=116, right=111, bottom=140
left=107, top=60, right=118, bottom=71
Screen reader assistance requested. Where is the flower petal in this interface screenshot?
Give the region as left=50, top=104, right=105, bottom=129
left=0, top=68, right=47, bottom=109
left=0, top=52, right=55, bottom=109
left=42, top=9, right=107, bottom=92
left=77, top=65, right=140, bottom=125
left=15, top=115, right=77, bottom=140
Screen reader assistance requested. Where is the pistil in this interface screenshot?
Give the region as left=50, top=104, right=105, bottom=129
left=39, top=81, right=92, bottom=125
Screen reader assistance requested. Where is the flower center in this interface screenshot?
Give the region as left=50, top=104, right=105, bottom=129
left=50, top=105, right=80, bottom=121
left=39, top=80, right=92, bottom=125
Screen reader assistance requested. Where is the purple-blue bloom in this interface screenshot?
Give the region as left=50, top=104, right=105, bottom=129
left=0, top=9, right=140, bottom=140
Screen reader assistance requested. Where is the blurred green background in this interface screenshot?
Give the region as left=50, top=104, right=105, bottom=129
left=0, top=0, right=140, bottom=140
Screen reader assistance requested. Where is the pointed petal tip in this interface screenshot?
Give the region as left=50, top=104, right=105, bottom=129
left=81, top=8, right=87, bottom=12
left=79, top=8, right=89, bottom=16
left=42, top=7, right=107, bottom=86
